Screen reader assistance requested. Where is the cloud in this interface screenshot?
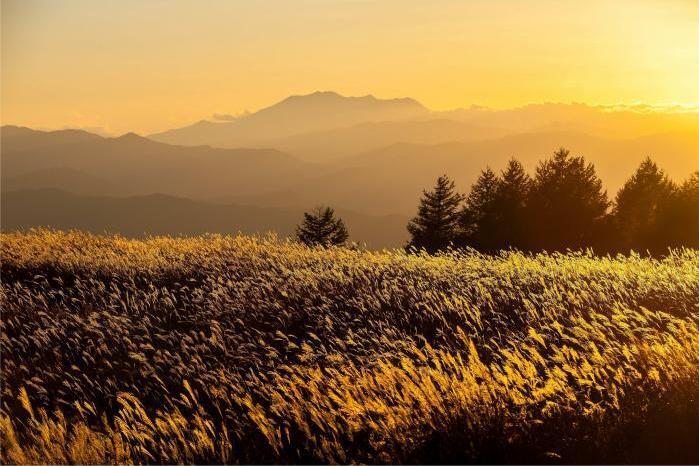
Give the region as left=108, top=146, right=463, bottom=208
left=595, top=103, right=699, bottom=114
left=211, top=113, right=237, bottom=121
left=211, top=110, right=251, bottom=121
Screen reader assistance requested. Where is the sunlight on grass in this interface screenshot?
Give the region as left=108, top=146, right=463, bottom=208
left=1, top=229, right=698, bottom=463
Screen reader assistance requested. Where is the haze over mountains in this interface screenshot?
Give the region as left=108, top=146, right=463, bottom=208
left=149, top=91, right=699, bottom=159
left=1, top=189, right=408, bottom=248
left=150, top=91, right=430, bottom=148
left=2, top=126, right=311, bottom=199
left=3, top=91, right=698, bottom=247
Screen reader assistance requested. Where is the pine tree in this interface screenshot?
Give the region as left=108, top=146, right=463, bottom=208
left=460, top=161, right=531, bottom=252
left=296, top=206, right=349, bottom=247
left=526, top=148, right=609, bottom=251
left=459, top=168, right=501, bottom=251
left=613, top=157, right=676, bottom=252
left=407, top=175, right=464, bottom=253
left=655, top=170, right=699, bottom=251
left=676, top=172, right=699, bottom=248
left=494, top=159, right=531, bottom=250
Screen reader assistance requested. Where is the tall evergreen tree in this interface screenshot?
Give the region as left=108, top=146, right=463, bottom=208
left=656, top=171, right=699, bottom=251
left=676, top=172, right=699, bottom=248
left=494, top=159, right=531, bottom=250
left=526, top=148, right=609, bottom=251
left=460, top=160, right=531, bottom=252
left=407, top=175, right=464, bottom=253
left=459, top=168, right=501, bottom=251
left=296, top=206, right=349, bottom=247
left=613, top=158, right=676, bottom=252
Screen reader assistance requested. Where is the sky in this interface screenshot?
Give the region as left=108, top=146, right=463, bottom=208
left=2, top=0, right=698, bottom=135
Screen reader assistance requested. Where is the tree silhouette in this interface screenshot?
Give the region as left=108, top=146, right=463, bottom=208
left=526, top=148, right=609, bottom=251
left=657, top=171, right=699, bottom=251
left=460, top=168, right=501, bottom=252
left=296, top=206, right=348, bottom=247
left=406, top=152, right=695, bottom=256
left=677, top=172, right=699, bottom=248
left=494, top=159, right=531, bottom=250
left=407, top=175, right=464, bottom=253
left=613, top=158, right=676, bottom=253
left=460, top=160, right=531, bottom=252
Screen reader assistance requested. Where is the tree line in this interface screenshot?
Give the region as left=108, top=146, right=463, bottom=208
left=296, top=148, right=698, bottom=255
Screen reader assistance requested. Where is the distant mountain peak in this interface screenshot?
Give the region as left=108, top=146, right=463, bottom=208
left=1, top=125, right=103, bottom=138
left=309, top=90, right=341, bottom=97
left=277, top=91, right=344, bottom=106
left=114, top=132, right=157, bottom=144
left=277, top=90, right=425, bottom=107
left=149, top=91, right=429, bottom=146
left=116, top=131, right=144, bottom=139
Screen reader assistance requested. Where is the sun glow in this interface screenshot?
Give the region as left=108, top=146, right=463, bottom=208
left=2, top=0, right=698, bottom=134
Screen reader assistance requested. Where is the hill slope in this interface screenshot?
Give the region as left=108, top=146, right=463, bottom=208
left=232, top=130, right=699, bottom=215
left=1, top=127, right=316, bottom=199
left=1, top=189, right=409, bottom=248
left=6, top=125, right=697, bottom=218
left=270, top=118, right=510, bottom=162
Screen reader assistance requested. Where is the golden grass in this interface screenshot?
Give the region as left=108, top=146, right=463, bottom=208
left=1, top=229, right=698, bottom=464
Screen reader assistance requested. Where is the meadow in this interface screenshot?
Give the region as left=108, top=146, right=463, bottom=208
left=1, top=229, right=698, bottom=464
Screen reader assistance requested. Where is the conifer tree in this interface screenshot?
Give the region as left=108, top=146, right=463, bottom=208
left=407, top=175, right=464, bottom=252
left=460, top=168, right=501, bottom=251
left=613, top=157, right=675, bottom=252
left=655, top=170, right=699, bottom=251
left=296, top=206, right=349, bottom=247
left=526, top=148, right=609, bottom=251
left=494, top=159, right=531, bottom=250
left=676, top=171, right=699, bottom=248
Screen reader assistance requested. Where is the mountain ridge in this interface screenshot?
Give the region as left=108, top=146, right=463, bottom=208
left=148, top=91, right=430, bottom=147
left=1, top=126, right=311, bottom=200
left=4, top=124, right=697, bottom=219
left=1, top=188, right=409, bottom=248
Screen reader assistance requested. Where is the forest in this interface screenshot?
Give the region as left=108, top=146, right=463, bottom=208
left=296, top=149, right=699, bottom=255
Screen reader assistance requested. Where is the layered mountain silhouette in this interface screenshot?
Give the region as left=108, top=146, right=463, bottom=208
left=148, top=92, right=699, bottom=154
left=224, top=131, right=699, bottom=215
left=2, top=126, right=316, bottom=199
left=150, top=91, right=429, bottom=147
left=2, top=91, right=698, bottom=245
left=1, top=125, right=103, bottom=152
left=269, top=119, right=510, bottom=162
left=2, top=167, right=120, bottom=196
left=1, top=189, right=408, bottom=248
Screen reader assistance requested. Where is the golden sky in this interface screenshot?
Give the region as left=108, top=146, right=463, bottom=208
left=2, top=0, right=698, bottom=135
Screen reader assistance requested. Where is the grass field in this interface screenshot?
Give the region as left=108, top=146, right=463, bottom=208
left=1, top=229, right=698, bottom=464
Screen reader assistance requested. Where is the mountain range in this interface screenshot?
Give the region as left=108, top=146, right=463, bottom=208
left=1, top=189, right=408, bottom=249
left=149, top=91, right=429, bottom=148
left=2, top=91, right=698, bottom=247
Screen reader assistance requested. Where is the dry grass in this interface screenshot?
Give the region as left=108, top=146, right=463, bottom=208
left=1, top=229, right=698, bottom=464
